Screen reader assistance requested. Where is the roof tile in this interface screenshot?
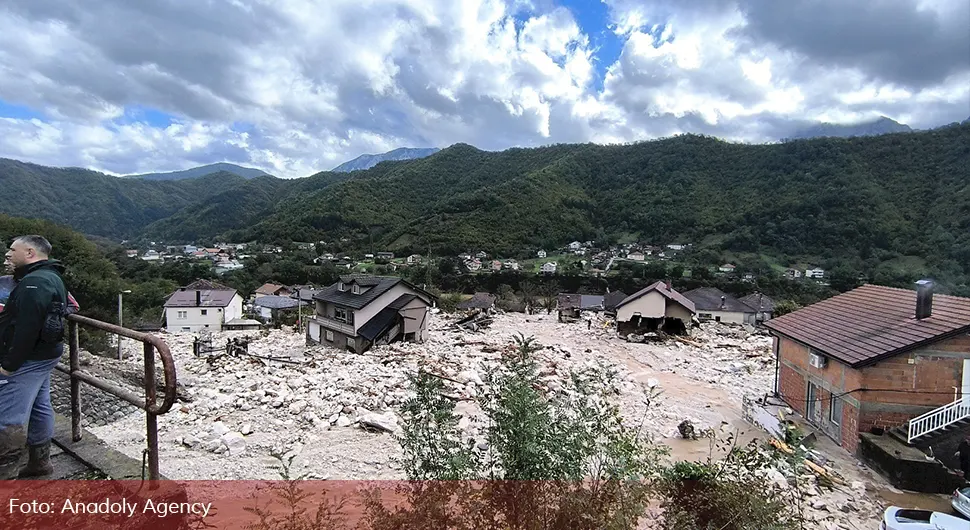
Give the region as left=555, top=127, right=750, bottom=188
left=764, top=284, right=970, bottom=367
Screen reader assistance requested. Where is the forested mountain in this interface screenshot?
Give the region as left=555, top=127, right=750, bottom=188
left=245, top=124, right=970, bottom=267
left=0, top=160, right=254, bottom=238
left=128, top=162, right=269, bottom=181
left=2, top=124, right=970, bottom=288
left=332, top=147, right=440, bottom=172
left=787, top=116, right=912, bottom=140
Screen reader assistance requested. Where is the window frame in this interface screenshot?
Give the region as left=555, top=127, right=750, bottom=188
left=325, top=330, right=334, bottom=342
left=829, top=395, right=843, bottom=425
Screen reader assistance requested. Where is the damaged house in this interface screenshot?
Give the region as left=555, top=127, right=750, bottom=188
left=307, top=275, right=435, bottom=353
left=683, top=287, right=757, bottom=325
left=456, top=292, right=497, bottom=313
left=614, top=281, right=695, bottom=336
left=556, top=293, right=604, bottom=322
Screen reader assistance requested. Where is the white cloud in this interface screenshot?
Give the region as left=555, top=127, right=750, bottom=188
left=0, top=0, right=966, bottom=177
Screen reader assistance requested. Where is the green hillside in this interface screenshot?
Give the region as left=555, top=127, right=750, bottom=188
left=243, top=125, right=970, bottom=269
left=0, top=160, right=252, bottom=238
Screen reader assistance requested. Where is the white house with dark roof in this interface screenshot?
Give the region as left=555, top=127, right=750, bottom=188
left=682, top=287, right=756, bottom=325
left=164, top=283, right=244, bottom=332
left=307, top=275, right=435, bottom=353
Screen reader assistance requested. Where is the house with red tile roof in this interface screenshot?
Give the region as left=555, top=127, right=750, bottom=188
left=765, top=280, right=970, bottom=457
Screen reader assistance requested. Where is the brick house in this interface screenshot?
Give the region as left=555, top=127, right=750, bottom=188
left=765, top=281, right=970, bottom=454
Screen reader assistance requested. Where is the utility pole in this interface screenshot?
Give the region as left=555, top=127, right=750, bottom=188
left=117, top=289, right=131, bottom=359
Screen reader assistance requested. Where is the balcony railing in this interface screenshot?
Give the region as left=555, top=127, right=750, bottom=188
left=311, top=315, right=355, bottom=336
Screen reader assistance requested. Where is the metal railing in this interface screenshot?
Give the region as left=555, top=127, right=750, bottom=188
left=55, top=314, right=177, bottom=480
left=908, top=396, right=970, bottom=443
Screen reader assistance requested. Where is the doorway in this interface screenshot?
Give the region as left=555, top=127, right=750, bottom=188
left=807, top=382, right=822, bottom=425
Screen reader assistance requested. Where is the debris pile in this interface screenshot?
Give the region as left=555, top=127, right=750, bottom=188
left=82, top=312, right=891, bottom=527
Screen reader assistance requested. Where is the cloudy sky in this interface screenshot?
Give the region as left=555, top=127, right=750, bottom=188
left=0, top=0, right=967, bottom=178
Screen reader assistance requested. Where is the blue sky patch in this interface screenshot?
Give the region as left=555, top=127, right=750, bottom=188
left=558, top=0, right=623, bottom=91
left=0, top=99, right=46, bottom=121
left=119, top=105, right=177, bottom=128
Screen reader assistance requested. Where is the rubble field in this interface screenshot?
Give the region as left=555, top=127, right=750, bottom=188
left=87, top=311, right=934, bottom=528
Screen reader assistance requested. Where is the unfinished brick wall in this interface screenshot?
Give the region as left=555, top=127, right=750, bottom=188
left=779, top=363, right=807, bottom=416
left=860, top=334, right=970, bottom=409
left=841, top=402, right=861, bottom=453
left=858, top=410, right=915, bottom=434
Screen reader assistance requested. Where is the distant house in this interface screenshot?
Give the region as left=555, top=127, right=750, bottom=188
left=805, top=267, right=825, bottom=279
left=503, top=259, right=519, bottom=270
left=456, top=292, right=497, bottom=313
left=557, top=293, right=605, bottom=322
left=141, top=250, right=161, bottom=262
left=667, top=244, right=687, bottom=251
left=627, top=252, right=646, bottom=261
left=476, top=251, right=488, bottom=259
left=307, top=275, right=435, bottom=354
left=739, top=293, right=775, bottom=322
left=614, top=281, right=695, bottom=336
left=491, top=260, right=503, bottom=272
left=376, top=252, right=395, bottom=260
left=682, top=287, right=756, bottom=325
left=603, top=290, right=628, bottom=316
left=164, top=284, right=244, bottom=332
left=255, top=283, right=292, bottom=299
left=213, top=260, right=244, bottom=275
left=125, top=250, right=139, bottom=258
left=253, top=295, right=303, bottom=324
left=407, top=254, right=422, bottom=264
left=540, top=262, right=557, bottom=274
left=568, top=241, right=582, bottom=251
left=719, top=264, right=736, bottom=273
left=183, top=245, right=198, bottom=254
left=785, top=268, right=803, bottom=279
left=466, top=259, right=482, bottom=272
left=537, top=250, right=547, bottom=258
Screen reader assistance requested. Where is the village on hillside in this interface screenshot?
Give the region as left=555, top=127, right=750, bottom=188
left=122, top=239, right=829, bottom=285
left=68, top=270, right=970, bottom=529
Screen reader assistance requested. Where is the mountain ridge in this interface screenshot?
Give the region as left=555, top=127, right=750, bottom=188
left=128, top=162, right=269, bottom=181
left=332, top=147, right=440, bottom=172
left=786, top=116, right=913, bottom=140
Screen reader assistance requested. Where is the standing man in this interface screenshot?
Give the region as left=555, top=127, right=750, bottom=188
left=958, top=436, right=970, bottom=478
left=0, top=235, right=69, bottom=479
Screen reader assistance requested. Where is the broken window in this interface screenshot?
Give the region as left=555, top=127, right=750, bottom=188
left=334, top=307, right=352, bottom=324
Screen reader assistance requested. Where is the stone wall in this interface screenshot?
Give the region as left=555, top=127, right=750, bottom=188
left=50, top=369, right=140, bottom=427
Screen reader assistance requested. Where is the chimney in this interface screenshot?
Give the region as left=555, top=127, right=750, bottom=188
left=915, top=279, right=933, bottom=320
left=665, top=278, right=672, bottom=291
left=196, top=290, right=202, bottom=307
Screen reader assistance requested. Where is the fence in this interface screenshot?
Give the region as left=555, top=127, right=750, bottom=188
left=55, top=314, right=177, bottom=480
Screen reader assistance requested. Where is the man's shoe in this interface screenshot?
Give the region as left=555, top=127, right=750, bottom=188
left=18, top=442, right=53, bottom=478
left=0, top=426, right=27, bottom=480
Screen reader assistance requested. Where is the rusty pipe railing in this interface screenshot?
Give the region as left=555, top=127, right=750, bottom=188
left=55, top=313, right=178, bottom=480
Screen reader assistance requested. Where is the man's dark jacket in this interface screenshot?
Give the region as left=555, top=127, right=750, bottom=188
left=0, top=259, right=68, bottom=372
